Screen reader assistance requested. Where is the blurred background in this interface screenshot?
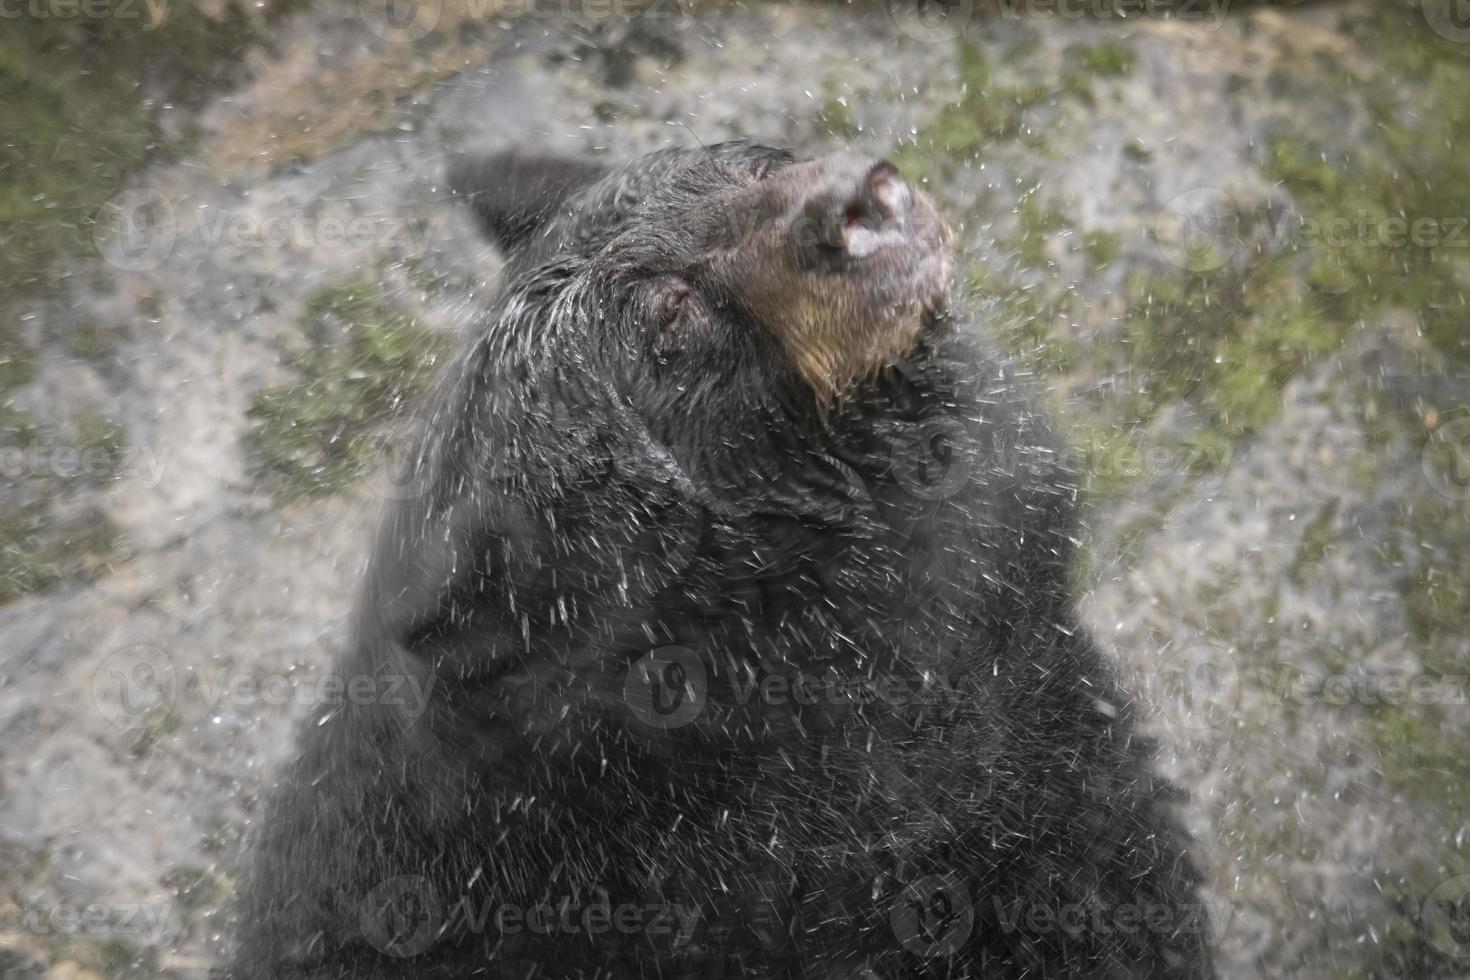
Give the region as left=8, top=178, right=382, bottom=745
left=2, top=0, right=1469, bottom=976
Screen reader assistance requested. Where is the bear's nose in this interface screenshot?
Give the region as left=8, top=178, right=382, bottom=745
left=796, top=156, right=912, bottom=255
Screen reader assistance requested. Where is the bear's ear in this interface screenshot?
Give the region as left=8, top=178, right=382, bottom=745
left=448, top=151, right=607, bottom=256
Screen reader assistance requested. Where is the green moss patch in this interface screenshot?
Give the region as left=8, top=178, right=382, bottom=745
left=1262, top=14, right=1470, bottom=371
left=0, top=505, right=122, bottom=605
left=0, top=4, right=302, bottom=427
left=892, top=41, right=1051, bottom=183
left=245, top=280, right=449, bottom=501
left=0, top=9, right=294, bottom=298
left=812, top=96, right=859, bottom=139
left=1071, top=40, right=1137, bottom=78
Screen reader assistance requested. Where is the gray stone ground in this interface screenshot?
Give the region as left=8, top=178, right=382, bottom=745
left=2, top=3, right=1468, bottom=977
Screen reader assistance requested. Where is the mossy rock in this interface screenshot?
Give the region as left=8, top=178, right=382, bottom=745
left=245, top=280, right=450, bottom=501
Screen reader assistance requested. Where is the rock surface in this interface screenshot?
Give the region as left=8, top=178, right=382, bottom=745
left=1, top=2, right=1467, bottom=977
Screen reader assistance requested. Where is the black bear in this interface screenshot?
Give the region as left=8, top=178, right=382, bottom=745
left=226, top=140, right=1213, bottom=978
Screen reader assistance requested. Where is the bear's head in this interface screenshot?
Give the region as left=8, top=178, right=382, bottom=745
left=361, top=142, right=1045, bottom=643
left=449, top=140, right=953, bottom=418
